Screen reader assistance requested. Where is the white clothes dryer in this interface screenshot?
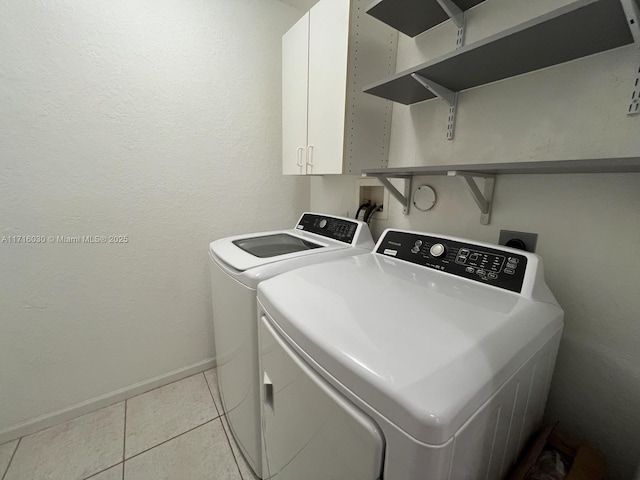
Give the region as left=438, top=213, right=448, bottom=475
left=257, top=229, right=564, bottom=480
left=209, top=213, right=374, bottom=477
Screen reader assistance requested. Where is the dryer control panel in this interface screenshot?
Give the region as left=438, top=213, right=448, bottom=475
left=296, top=214, right=359, bottom=244
left=376, top=230, right=527, bottom=293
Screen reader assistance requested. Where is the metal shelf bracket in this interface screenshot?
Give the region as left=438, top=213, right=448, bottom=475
left=368, top=171, right=494, bottom=222
left=447, top=171, right=496, bottom=225
left=362, top=157, right=640, bottom=224
left=620, top=0, right=640, bottom=115
left=411, top=73, right=459, bottom=140
left=436, top=0, right=466, bottom=48
left=373, top=175, right=413, bottom=215
left=629, top=63, right=640, bottom=115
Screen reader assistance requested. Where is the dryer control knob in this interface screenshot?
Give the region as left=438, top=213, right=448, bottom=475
left=430, top=243, right=446, bottom=258
left=319, top=219, right=327, bottom=228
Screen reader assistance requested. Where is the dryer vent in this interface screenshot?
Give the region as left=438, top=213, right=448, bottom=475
left=499, top=230, right=538, bottom=253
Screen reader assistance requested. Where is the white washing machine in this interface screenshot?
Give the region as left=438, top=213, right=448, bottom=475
left=209, top=213, right=374, bottom=477
left=257, top=229, right=564, bottom=480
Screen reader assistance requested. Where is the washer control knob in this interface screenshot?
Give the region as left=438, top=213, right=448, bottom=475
left=430, top=243, right=446, bottom=258
left=319, top=219, right=328, bottom=228
left=414, top=240, right=423, bottom=248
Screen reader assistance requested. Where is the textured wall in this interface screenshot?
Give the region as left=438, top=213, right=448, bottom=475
left=0, top=0, right=308, bottom=434
left=311, top=0, right=640, bottom=477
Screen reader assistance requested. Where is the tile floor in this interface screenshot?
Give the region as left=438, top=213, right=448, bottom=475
left=0, top=369, right=259, bottom=480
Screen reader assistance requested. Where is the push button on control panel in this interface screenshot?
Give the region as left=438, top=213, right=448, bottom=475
left=456, top=248, right=469, bottom=264
left=429, top=243, right=446, bottom=258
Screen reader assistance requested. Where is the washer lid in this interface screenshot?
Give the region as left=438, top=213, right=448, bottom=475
left=210, top=229, right=346, bottom=272
left=232, top=233, right=324, bottom=258
left=257, top=254, right=563, bottom=446
left=209, top=213, right=375, bottom=273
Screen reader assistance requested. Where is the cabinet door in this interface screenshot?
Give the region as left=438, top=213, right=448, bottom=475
left=282, top=13, right=309, bottom=175
left=259, top=315, right=384, bottom=480
left=306, top=0, right=350, bottom=175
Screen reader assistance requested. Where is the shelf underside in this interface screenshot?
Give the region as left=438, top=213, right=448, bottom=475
left=365, top=0, right=485, bottom=38
left=364, top=0, right=636, bottom=105
left=362, top=158, right=640, bottom=177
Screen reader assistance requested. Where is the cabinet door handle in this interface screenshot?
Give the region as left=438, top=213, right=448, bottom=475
left=296, top=147, right=304, bottom=168
left=306, top=145, right=314, bottom=166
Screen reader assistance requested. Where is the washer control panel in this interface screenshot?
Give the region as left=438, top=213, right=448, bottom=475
left=376, top=230, right=528, bottom=293
left=296, top=214, right=359, bottom=244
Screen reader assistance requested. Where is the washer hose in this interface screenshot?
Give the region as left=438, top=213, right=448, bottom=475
left=363, top=203, right=382, bottom=224
left=355, top=202, right=371, bottom=220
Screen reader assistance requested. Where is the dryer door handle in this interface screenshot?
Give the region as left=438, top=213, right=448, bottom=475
left=263, top=371, right=274, bottom=412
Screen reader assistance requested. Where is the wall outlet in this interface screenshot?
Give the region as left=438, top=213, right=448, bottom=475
left=355, top=178, right=389, bottom=221
left=499, top=230, right=538, bottom=253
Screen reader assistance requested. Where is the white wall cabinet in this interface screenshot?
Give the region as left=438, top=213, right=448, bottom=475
left=282, top=0, right=398, bottom=175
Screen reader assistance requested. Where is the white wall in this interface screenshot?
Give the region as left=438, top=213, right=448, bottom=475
left=311, top=0, right=640, bottom=478
left=279, top=0, right=320, bottom=12
left=0, top=0, right=308, bottom=438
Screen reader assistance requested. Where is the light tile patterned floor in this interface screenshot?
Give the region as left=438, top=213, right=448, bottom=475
left=0, top=370, right=259, bottom=480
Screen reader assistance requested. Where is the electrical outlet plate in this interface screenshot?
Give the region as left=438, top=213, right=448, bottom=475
left=499, top=230, right=538, bottom=253
left=355, top=178, right=389, bottom=220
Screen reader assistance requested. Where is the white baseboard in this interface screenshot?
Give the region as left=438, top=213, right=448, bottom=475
left=0, top=357, right=216, bottom=445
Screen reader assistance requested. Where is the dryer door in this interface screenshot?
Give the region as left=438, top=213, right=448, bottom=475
left=259, top=315, right=384, bottom=480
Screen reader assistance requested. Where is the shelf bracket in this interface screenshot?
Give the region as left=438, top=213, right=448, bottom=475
left=447, top=171, right=496, bottom=225
left=435, top=0, right=466, bottom=48
left=411, top=73, right=459, bottom=140
left=620, top=0, right=640, bottom=115
left=373, top=175, right=413, bottom=215
left=629, top=63, right=640, bottom=115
